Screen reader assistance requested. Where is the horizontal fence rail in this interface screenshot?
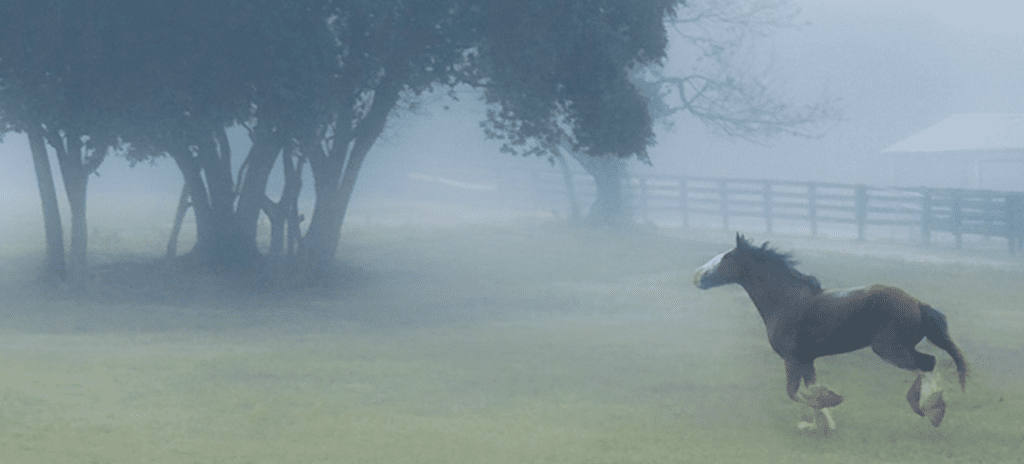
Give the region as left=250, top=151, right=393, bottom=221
left=520, top=169, right=1024, bottom=256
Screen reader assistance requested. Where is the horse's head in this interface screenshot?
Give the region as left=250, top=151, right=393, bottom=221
left=693, top=233, right=752, bottom=289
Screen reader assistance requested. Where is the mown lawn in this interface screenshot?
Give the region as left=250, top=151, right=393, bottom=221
left=0, top=218, right=1021, bottom=463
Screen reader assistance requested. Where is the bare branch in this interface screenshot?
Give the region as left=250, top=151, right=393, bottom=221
left=641, top=0, right=842, bottom=144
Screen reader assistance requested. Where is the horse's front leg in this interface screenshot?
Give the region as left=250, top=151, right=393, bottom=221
left=803, top=408, right=837, bottom=432
left=786, top=360, right=841, bottom=432
left=786, top=360, right=844, bottom=408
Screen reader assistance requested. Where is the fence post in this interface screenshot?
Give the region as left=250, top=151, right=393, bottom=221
left=719, top=180, right=729, bottom=231
left=1007, top=193, right=1024, bottom=257
left=680, top=177, right=689, bottom=230
left=920, top=189, right=932, bottom=245
left=638, top=176, right=650, bottom=224
left=855, top=185, right=868, bottom=240
left=808, top=183, right=818, bottom=236
left=530, top=169, right=541, bottom=212
left=951, top=190, right=963, bottom=249
left=984, top=193, right=995, bottom=241
left=763, top=182, right=773, bottom=234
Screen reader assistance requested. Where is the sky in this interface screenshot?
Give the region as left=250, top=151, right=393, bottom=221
left=2, top=0, right=1023, bottom=217
left=833, top=0, right=1024, bottom=36
left=644, top=0, right=1024, bottom=190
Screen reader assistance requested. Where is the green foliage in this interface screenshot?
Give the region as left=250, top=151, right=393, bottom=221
left=1, top=0, right=687, bottom=268
left=0, top=0, right=124, bottom=156
left=89, top=0, right=330, bottom=158
left=0, top=0, right=720, bottom=168
left=479, top=0, right=682, bottom=160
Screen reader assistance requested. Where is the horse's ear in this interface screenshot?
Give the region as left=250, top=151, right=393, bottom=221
left=736, top=233, right=746, bottom=248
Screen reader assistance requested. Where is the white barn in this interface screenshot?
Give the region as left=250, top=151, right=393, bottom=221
left=883, top=113, right=1024, bottom=191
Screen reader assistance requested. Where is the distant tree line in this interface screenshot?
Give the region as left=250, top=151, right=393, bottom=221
left=0, top=0, right=837, bottom=290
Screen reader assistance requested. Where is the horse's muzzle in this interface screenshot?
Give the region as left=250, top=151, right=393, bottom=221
left=693, top=270, right=710, bottom=289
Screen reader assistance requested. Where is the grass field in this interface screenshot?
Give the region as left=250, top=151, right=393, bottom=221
left=1, top=203, right=1022, bottom=463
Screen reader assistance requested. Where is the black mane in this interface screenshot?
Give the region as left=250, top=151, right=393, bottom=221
left=739, top=237, right=823, bottom=294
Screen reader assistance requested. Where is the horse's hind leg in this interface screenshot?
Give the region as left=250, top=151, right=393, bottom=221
left=871, top=328, right=946, bottom=427
left=907, top=370, right=946, bottom=427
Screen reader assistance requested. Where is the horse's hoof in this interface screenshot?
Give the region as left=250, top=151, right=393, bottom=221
left=797, top=421, right=831, bottom=436
left=922, top=392, right=946, bottom=427
left=797, top=408, right=836, bottom=435
left=907, top=375, right=924, bottom=416
left=805, top=385, right=843, bottom=408
left=817, top=390, right=843, bottom=408
left=920, top=384, right=943, bottom=410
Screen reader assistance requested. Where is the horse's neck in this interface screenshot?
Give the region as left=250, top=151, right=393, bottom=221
left=739, top=271, right=812, bottom=323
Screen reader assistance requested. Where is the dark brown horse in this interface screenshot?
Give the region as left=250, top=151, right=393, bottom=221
left=693, top=234, right=968, bottom=432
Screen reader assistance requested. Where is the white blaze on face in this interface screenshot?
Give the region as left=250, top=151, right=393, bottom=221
left=693, top=251, right=726, bottom=287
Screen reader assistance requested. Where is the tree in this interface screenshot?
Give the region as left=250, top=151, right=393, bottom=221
left=0, top=82, right=66, bottom=283
left=113, top=0, right=321, bottom=269
left=0, top=0, right=130, bottom=288
left=113, top=0, right=486, bottom=272
left=0, top=1, right=68, bottom=284
left=474, top=0, right=684, bottom=228
left=3, top=0, right=694, bottom=282
left=289, top=0, right=488, bottom=271
left=25, top=126, right=67, bottom=284
left=485, top=0, right=841, bottom=227
left=479, top=0, right=677, bottom=160
left=292, top=0, right=686, bottom=259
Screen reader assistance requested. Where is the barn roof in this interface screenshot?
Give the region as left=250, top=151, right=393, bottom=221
left=882, top=113, right=1024, bottom=154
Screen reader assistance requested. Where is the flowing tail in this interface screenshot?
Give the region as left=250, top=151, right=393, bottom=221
left=921, top=304, right=968, bottom=391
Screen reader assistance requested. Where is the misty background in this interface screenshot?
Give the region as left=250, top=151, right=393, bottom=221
left=0, top=2, right=1022, bottom=461
left=2, top=0, right=1023, bottom=228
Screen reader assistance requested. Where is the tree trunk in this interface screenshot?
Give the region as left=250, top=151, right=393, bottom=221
left=300, top=154, right=344, bottom=269
left=262, top=148, right=306, bottom=258
left=264, top=194, right=285, bottom=257
left=300, top=78, right=403, bottom=270
left=27, top=126, right=66, bottom=283
left=171, top=141, right=264, bottom=269
left=65, top=173, right=88, bottom=290
left=572, top=153, right=630, bottom=227
left=236, top=123, right=285, bottom=241
left=50, top=132, right=93, bottom=292
left=198, top=128, right=235, bottom=222
left=554, top=149, right=581, bottom=222
left=166, top=184, right=191, bottom=260
left=172, top=147, right=214, bottom=251
left=283, top=154, right=306, bottom=257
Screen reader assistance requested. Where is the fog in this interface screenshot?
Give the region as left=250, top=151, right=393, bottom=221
left=647, top=0, right=1024, bottom=189
left=1, top=1, right=1023, bottom=462
left=4, top=1, right=1024, bottom=208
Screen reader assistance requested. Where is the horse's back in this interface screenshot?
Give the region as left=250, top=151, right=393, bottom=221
left=821, top=285, right=873, bottom=301
left=823, top=284, right=923, bottom=317
left=794, top=284, right=924, bottom=358
left=865, top=285, right=926, bottom=320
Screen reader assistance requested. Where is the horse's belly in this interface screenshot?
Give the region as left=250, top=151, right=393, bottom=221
left=802, top=288, right=895, bottom=356
left=808, top=335, right=872, bottom=357
left=797, top=318, right=876, bottom=357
